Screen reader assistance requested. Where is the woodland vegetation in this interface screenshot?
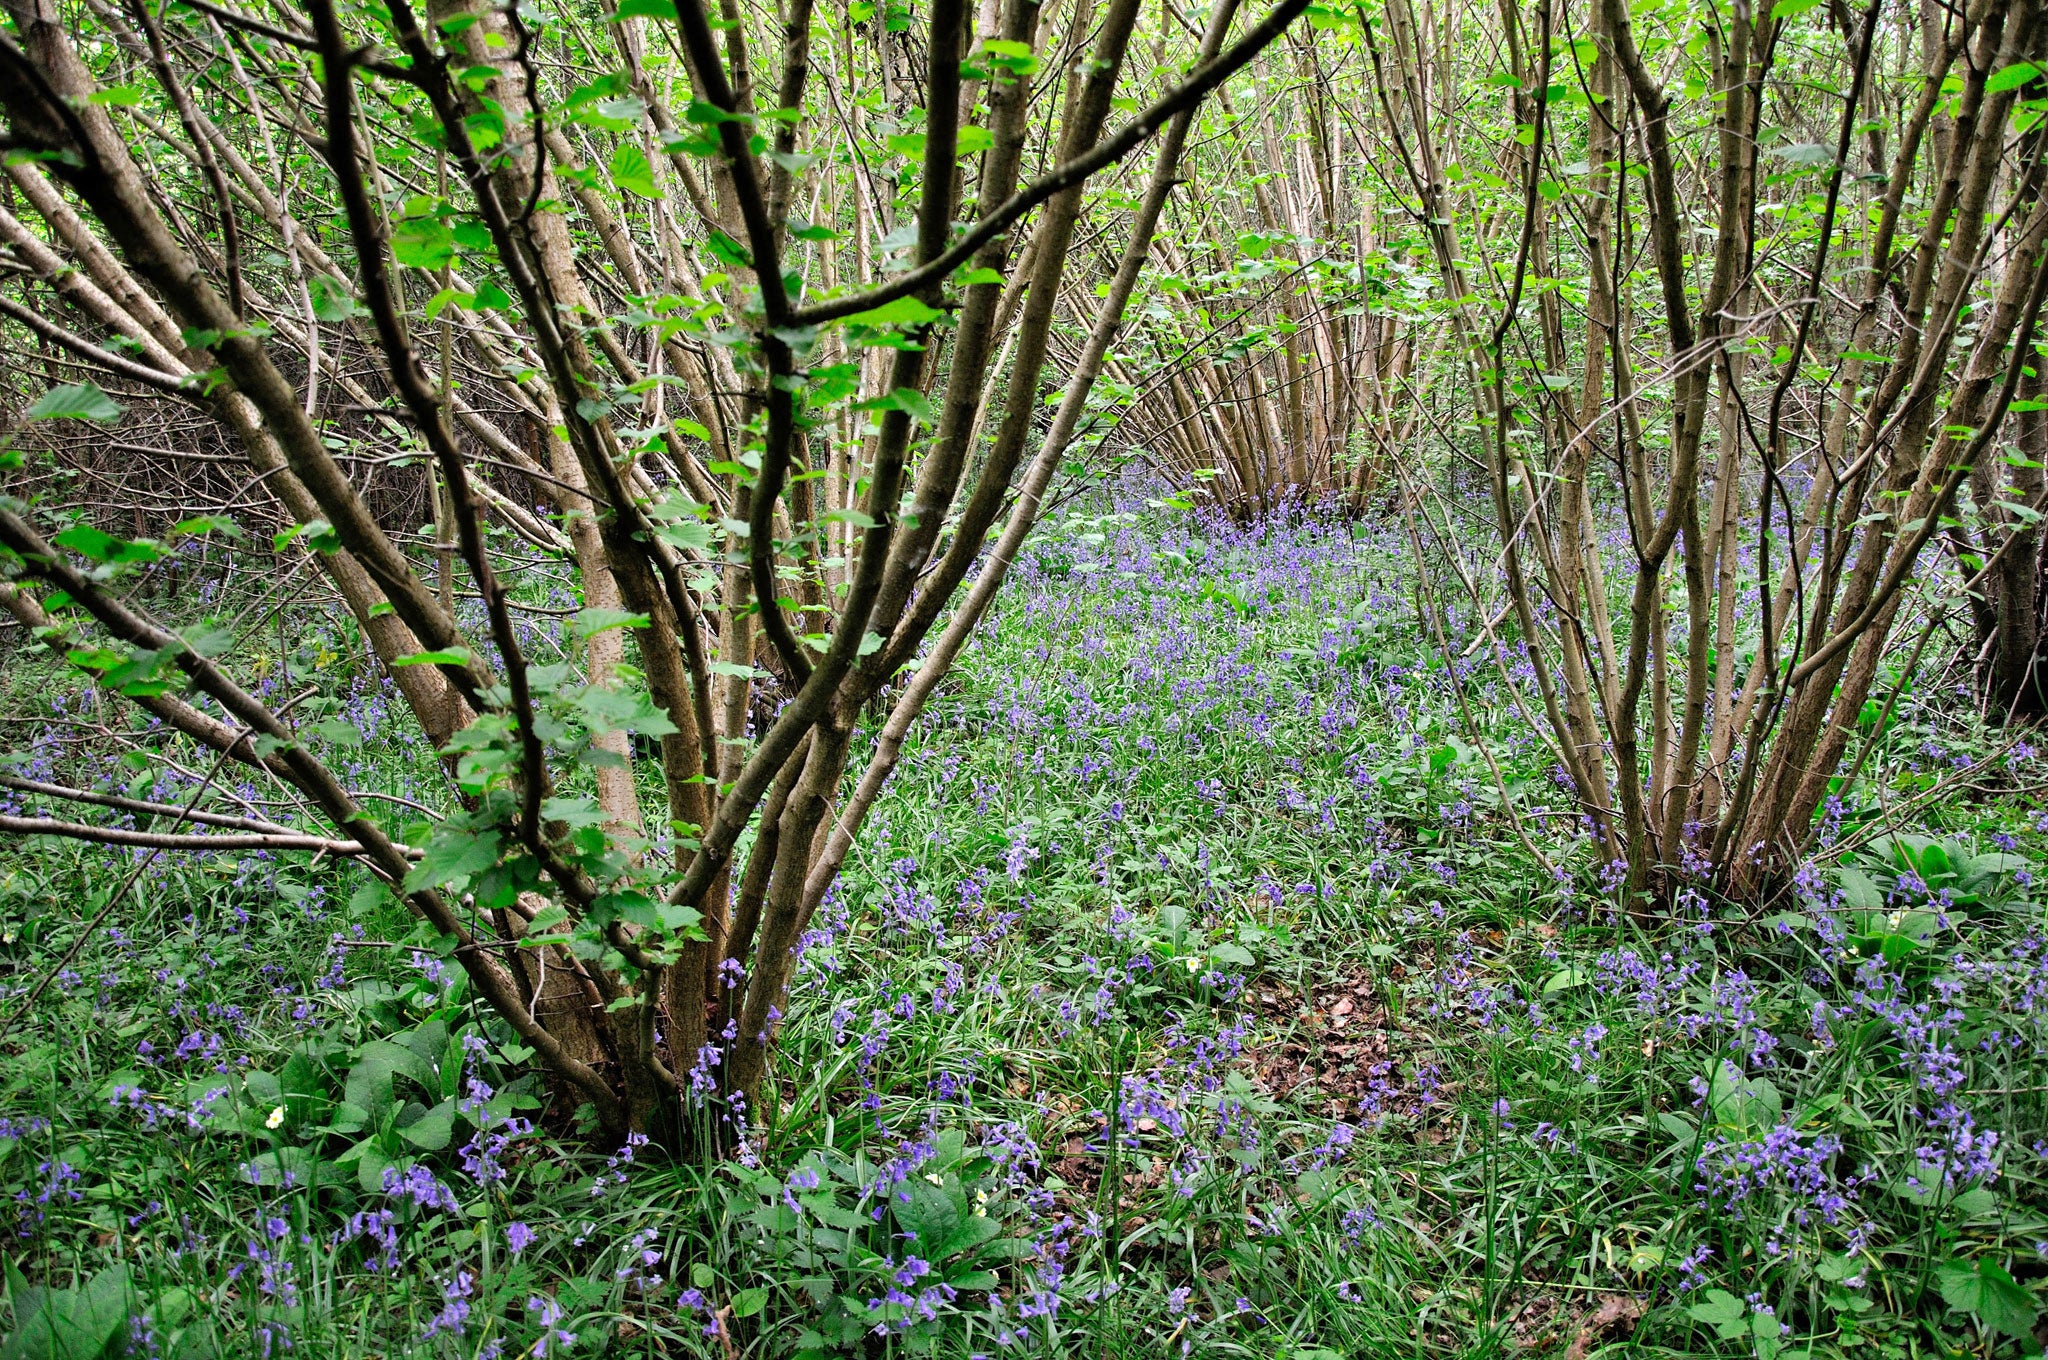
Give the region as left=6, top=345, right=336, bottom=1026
left=4, top=0, right=2048, bottom=1353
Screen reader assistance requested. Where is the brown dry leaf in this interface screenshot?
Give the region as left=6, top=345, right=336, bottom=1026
left=1563, top=1294, right=1646, bottom=1360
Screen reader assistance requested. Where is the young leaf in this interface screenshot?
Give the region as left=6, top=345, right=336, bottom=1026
left=610, top=143, right=658, bottom=199
left=308, top=274, right=359, bottom=322
left=391, top=217, right=456, bottom=269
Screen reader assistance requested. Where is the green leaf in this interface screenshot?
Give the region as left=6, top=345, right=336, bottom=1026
left=572, top=608, right=650, bottom=639
left=54, top=524, right=159, bottom=564
left=1542, top=965, right=1589, bottom=993
left=857, top=387, right=936, bottom=423
left=392, top=217, right=456, bottom=269
left=610, top=143, right=658, bottom=199
left=1773, top=142, right=1836, bottom=168
left=241, top=1146, right=323, bottom=1189
left=731, top=1286, right=769, bottom=1318
left=571, top=683, right=679, bottom=737
left=1938, top=1257, right=2038, bottom=1338
left=87, top=84, right=145, bottom=107
left=424, top=288, right=474, bottom=322
left=27, top=382, right=123, bottom=424
left=893, top=1177, right=964, bottom=1253
left=653, top=520, right=714, bottom=552
left=173, top=514, right=242, bottom=540
left=1987, top=63, right=2041, bottom=94
left=844, top=295, right=946, bottom=328
left=1706, top=1059, right=1781, bottom=1134
left=405, top=825, right=501, bottom=893
left=955, top=266, right=1004, bottom=286
left=392, top=648, right=473, bottom=667
left=0, top=1261, right=132, bottom=1360
left=310, top=719, right=363, bottom=748
left=345, top=1040, right=439, bottom=1117
left=613, top=0, right=677, bottom=15
left=1687, top=1288, right=1748, bottom=1340
left=308, top=274, right=358, bottom=322
left=1834, top=866, right=1884, bottom=911
left=398, top=1098, right=458, bottom=1151
left=704, top=230, right=751, bottom=268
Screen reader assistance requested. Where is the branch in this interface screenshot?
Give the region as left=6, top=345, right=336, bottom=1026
left=0, top=774, right=299, bottom=834
left=0, top=814, right=382, bottom=858
left=0, top=293, right=193, bottom=394
left=788, top=0, right=1315, bottom=327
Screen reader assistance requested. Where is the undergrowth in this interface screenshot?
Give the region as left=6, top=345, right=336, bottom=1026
left=3, top=502, right=2046, bottom=1358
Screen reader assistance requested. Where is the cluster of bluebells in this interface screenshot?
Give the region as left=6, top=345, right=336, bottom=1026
left=1693, top=1124, right=1874, bottom=1231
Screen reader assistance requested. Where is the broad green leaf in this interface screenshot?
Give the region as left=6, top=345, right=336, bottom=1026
left=54, top=524, right=159, bottom=563
left=1833, top=866, right=1883, bottom=910
left=572, top=607, right=651, bottom=638
left=0, top=1262, right=132, bottom=1360
left=1937, top=1257, right=2037, bottom=1338
left=310, top=719, right=364, bottom=747
left=27, top=382, right=123, bottom=424
left=1773, top=142, right=1835, bottom=168
left=398, top=1098, right=458, bottom=1151
left=610, top=143, right=658, bottom=199
left=654, top=520, right=714, bottom=552
left=571, top=683, right=679, bottom=737
left=405, top=825, right=501, bottom=892
left=345, top=1040, right=439, bottom=1117
left=893, top=1177, right=963, bottom=1253
left=1686, top=1288, right=1748, bottom=1340
left=391, top=217, right=456, bottom=269
left=1987, top=63, right=2041, bottom=94
left=308, top=274, right=358, bottom=321
left=844, top=296, right=946, bottom=328
left=857, top=386, right=936, bottom=423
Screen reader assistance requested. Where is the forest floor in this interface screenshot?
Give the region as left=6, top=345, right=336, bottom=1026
left=3, top=502, right=2046, bottom=1358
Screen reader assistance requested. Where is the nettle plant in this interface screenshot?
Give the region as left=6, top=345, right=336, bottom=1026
left=0, top=0, right=1313, bottom=1140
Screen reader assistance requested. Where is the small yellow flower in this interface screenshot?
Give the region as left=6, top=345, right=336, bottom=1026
left=266, top=1106, right=286, bottom=1129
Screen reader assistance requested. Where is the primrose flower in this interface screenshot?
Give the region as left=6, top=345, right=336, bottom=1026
left=265, top=1106, right=286, bottom=1130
